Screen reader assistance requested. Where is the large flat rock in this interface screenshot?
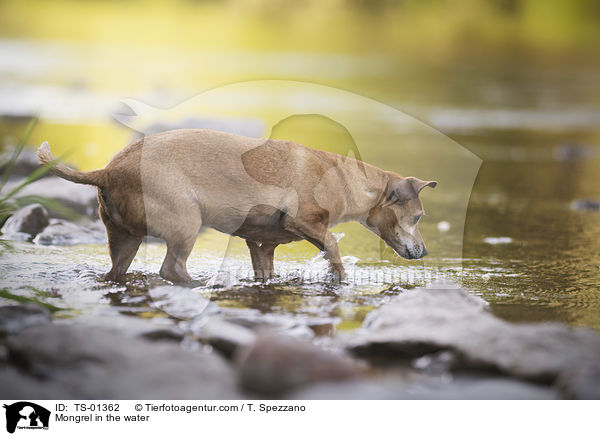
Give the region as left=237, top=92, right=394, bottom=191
left=6, top=324, right=240, bottom=399
left=347, top=285, right=600, bottom=398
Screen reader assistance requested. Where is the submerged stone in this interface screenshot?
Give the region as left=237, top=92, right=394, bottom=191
left=1, top=204, right=49, bottom=241
left=32, top=219, right=106, bottom=245
left=0, top=304, right=51, bottom=339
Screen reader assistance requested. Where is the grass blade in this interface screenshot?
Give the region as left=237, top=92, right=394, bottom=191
left=0, top=117, right=38, bottom=192
left=15, top=195, right=82, bottom=221
left=1, top=157, right=62, bottom=202
left=0, top=288, right=63, bottom=312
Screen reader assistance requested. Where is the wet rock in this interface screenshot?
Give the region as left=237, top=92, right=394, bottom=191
left=348, top=285, right=600, bottom=398
left=555, top=365, right=600, bottom=400
left=0, top=367, right=70, bottom=399
left=68, top=315, right=184, bottom=343
left=140, top=329, right=185, bottom=342
left=412, top=350, right=458, bottom=376
left=305, top=318, right=339, bottom=336
left=4, top=176, right=98, bottom=218
left=0, top=305, right=51, bottom=339
left=570, top=199, right=600, bottom=212
left=237, top=331, right=360, bottom=396
left=0, top=147, right=45, bottom=177
left=0, top=204, right=49, bottom=241
left=7, top=324, right=240, bottom=399
left=148, top=286, right=219, bottom=320
left=188, top=316, right=256, bottom=358
left=32, top=219, right=106, bottom=245
left=221, top=309, right=316, bottom=339
left=291, top=376, right=557, bottom=400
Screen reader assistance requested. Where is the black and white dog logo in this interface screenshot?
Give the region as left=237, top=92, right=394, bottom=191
left=3, top=402, right=50, bottom=434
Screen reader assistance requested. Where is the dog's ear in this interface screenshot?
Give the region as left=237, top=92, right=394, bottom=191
left=386, top=177, right=437, bottom=204
left=406, top=177, right=437, bottom=193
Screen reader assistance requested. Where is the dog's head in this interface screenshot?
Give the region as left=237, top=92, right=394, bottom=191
left=365, top=174, right=437, bottom=260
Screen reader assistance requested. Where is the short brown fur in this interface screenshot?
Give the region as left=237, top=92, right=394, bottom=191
left=37, top=129, right=436, bottom=283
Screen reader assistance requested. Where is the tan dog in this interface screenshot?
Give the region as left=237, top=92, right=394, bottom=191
left=37, top=129, right=436, bottom=283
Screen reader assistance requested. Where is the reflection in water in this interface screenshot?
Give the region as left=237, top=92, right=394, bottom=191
left=2, top=121, right=600, bottom=331
left=462, top=130, right=600, bottom=329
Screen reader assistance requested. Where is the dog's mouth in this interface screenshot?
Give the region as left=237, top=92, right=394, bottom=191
left=389, top=241, right=427, bottom=260
left=392, top=244, right=412, bottom=260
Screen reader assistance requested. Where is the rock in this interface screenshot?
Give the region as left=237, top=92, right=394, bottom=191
left=3, top=176, right=98, bottom=218
left=0, top=305, right=51, bottom=339
left=0, top=204, right=49, bottom=241
left=236, top=331, right=360, bottom=396
left=221, top=309, right=316, bottom=339
left=148, top=286, right=219, bottom=320
left=291, top=376, right=557, bottom=400
left=66, top=315, right=184, bottom=343
left=305, top=318, right=339, bottom=336
left=140, top=329, right=185, bottom=342
left=348, top=285, right=600, bottom=398
left=7, top=324, right=240, bottom=399
left=187, top=316, right=256, bottom=358
left=0, top=147, right=46, bottom=177
left=412, top=350, right=458, bottom=376
left=0, top=367, right=70, bottom=399
left=570, top=199, right=600, bottom=212
left=555, top=365, right=600, bottom=400
left=32, top=219, right=106, bottom=245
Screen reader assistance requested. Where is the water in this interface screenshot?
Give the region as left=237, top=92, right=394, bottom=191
left=1, top=32, right=600, bottom=332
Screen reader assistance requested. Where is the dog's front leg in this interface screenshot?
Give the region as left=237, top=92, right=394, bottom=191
left=283, top=215, right=345, bottom=282
left=246, top=240, right=278, bottom=281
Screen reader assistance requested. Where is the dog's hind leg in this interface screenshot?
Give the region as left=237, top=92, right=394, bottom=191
left=246, top=241, right=278, bottom=280
left=104, top=222, right=143, bottom=282
left=160, top=232, right=198, bottom=283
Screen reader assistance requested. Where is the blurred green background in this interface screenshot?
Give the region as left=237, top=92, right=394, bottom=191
left=1, top=0, right=599, bottom=167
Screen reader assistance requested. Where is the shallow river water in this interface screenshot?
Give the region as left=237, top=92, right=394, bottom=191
left=1, top=36, right=600, bottom=333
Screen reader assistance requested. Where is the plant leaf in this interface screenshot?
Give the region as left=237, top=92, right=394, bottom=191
left=14, top=195, right=81, bottom=221
left=0, top=288, right=64, bottom=312
left=0, top=117, right=38, bottom=192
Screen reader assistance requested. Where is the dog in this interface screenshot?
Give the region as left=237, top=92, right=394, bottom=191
left=37, top=129, right=436, bottom=283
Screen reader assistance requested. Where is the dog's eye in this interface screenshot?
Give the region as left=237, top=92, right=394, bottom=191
left=413, top=215, right=422, bottom=225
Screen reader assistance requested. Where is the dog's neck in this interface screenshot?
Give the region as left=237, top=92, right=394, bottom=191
left=336, top=163, right=390, bottom=225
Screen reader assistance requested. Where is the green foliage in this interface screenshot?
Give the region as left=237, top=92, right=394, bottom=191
left=0, top=288, right=64, bottom=312
left=0, top=118, right=80, bottom=227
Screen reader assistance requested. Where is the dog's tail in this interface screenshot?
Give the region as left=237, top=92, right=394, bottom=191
left=37, top=141, right=106, bottom=187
